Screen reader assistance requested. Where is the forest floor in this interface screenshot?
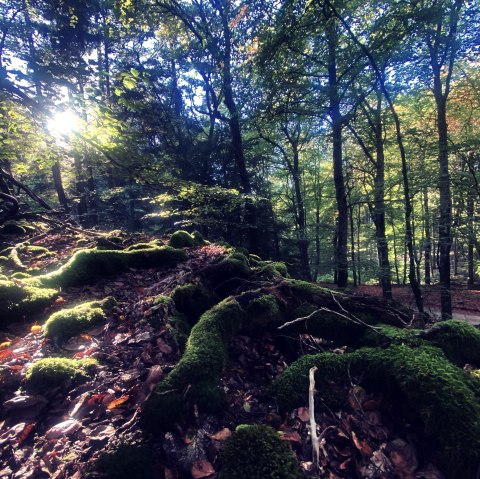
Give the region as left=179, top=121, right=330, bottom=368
left=343, top=284, right=480, bottom=324
left=0, top=230, right=468, bottom=479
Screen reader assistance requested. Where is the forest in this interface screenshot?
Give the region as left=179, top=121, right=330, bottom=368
left=1, top=0, right=480, bottom=478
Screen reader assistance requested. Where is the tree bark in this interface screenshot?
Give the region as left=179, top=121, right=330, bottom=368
left=327, top=16, right=348, bottom=287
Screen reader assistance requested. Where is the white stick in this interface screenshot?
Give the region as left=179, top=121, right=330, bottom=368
left=309, top=366, right=320, bottom=468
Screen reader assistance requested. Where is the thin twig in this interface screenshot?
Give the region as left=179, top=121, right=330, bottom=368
left=309, top=366, right=320, bottom=468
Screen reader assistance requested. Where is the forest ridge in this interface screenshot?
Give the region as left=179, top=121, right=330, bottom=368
left=1, top=0, right=480, bottom=321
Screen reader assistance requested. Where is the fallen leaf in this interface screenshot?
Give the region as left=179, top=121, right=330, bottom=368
left=209, top=428, right=231, bottom=441
left=16, top=423, right=35, bottom=445
left=191, top=459, right=215, bottom=478
left=0, top=341, right=11, bottom=349
left=0, top=350, right=13, bottom=362
left=106, top=395, right=129, bottom=409
left=279, top=430, right=302, bottom=443
left=351, top=431, right=373, bottom=456
left=54, top=297, right=66, bottom=304
left=297, top=407, right=310, bottom=422
left=30, top=325, right=42, bottom=334
left=87, top=393, right=107, bottom=406
left=46, top=419, right=81, bottom=439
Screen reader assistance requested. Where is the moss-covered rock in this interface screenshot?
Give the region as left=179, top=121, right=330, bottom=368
left=271, top=345, right=480, bottom=478
left=25, top=357, right=98, bottom=390
left=35, top=246, right=187, bottom=288
left=219, top=424, right=301, bottom=479
left=420, top=320, right=480, bottom=366
left=171, top=282, right=215, bottom=323
left=192, top=230, right=206, bottom=245
left=11, top=272, right=31, bottom=279
left=96, top=444, right=153, bottom=479
left=200, top=255, right=251, bottom=295
left=256, top=261, right=289, bottom=279
left=0, top=280, right=58, bottom=324
left=43, top=298, right=114, bottom=342
left=168, top=230, right=196, bottom=248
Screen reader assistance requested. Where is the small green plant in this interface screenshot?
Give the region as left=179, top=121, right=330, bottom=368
left=25, top=357, right=98, bottom=390
left=219, top=424, right=301, bottom=479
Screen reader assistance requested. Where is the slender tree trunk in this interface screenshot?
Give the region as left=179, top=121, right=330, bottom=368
left=423, top=186, right=432, bottom=285
left=349, top=205, right=357, bottom=286
left=327, top=17, right=348, bottom=287
left=372, top=95, right=392, bottom=299
left=467, top=192, right=475, bottom=287
left=435, top=93, right=453, bottom=319
left=52, top=162, right=68, bottom=210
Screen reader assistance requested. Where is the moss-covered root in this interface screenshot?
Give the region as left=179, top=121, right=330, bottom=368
left=142, top=293, right=283, bottom=431
left=171, top=282, right=216, bottom=324
left=271, top=345, right=480, bottom=478
left=35, top=246, right=187, bottom=288
left=43, top=297, right=115, bottom=342
left=219, top=425, right=302, bottom=479
left=0, top=280, right=58, bottom=325
left=25, top=357, right=98, bottom=390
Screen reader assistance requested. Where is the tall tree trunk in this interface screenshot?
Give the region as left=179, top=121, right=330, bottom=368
left=327, top=17, right=348, bottom=287
left=52, top=161, right=68, bottom=210
left=467, top=191, right=475, bottom=287
left=349, top=204, right=357, bottom=286
left=372, top=95, right=392, bottom=299
left=435, top=94, right=453, bottom=319
left=423, top=186, right=432, bottom=285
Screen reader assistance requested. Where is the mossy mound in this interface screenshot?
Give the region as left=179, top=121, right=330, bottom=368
left=142, top=293, right=283, bottom=430
left=12, top=272, right=31, bottom=279
left=420, top=320, right=480, bottom=366
left=96, top=444, right=153, bottom=479
left=43, top=298, right=114, bottom=342
left=168, top=230, right=197, bottom=248
left=271, top=344, right=480, bottom=478
left=171, top=282, right=216, bottom=323
left=192, top=230, right=206, bottom=245
left=0, top=280, right=58, bottom=324
left=25, top=357, right=98, bottom=390
left=126, top=242, right=155, bottom=251
left=35, top=246, right=187, bottom=288
left=219, top=424, right=301, bottom=479
left=256, top=261, right=289, bottom=279
left=200, top=254, right=251, bottom=294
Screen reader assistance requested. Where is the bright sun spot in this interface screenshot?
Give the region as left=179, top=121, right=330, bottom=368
left=47, top=110, right=80, bottom=138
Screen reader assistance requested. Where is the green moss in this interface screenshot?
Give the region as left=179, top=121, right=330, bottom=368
left=35, top=246, right=187, bottom=288
left=96, top=444, right=153, bottom=479
left=200, top=256, right=251, bottom=293
left=420, top=320, right=480, bottom=366
left=0, top=280, right=57, bottom=324
left=272, top=345, right=480, bottom=478
left=168, top=230, right=196, bottom=248
left=25, top=357, right=98, bottom=390
left=219, top=424, right=301, bottom=479
left=143, top=293, right=284, bottom=430
left=0, top=274, right=7, bottom=280
left=192, top=230, right=206, bottom=245
left=171, top=282, right=215, bottom=323
left=256, top=261, right=289, bottom=279
left=12, top=272, right=31, bottom=279
left=43, top=299, right=113, bottom=341
left=126, top=242, right=155, bottom=251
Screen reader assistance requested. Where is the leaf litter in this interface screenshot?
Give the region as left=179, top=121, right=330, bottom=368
left=0, top=233, right=445, bottom=478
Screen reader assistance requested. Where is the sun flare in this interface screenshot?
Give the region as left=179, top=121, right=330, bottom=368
left=47, top=110, right=80, bottom=138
